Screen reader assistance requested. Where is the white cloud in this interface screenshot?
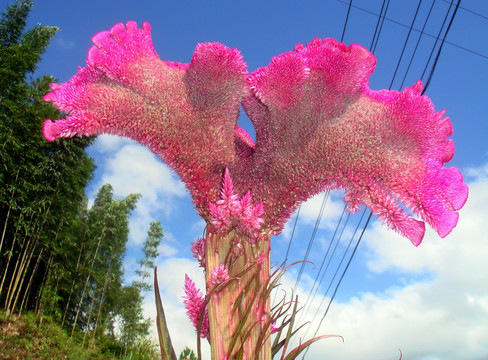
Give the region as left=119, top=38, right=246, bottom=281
left=299, top=190, right=348, bottom=231
left=89, top=135, right=188, bottom=245
left=137, top=159, right=488, bottom=360
left=55, top=34, right=76, bottom=50
left=158, top=232, right=179, bottom=258
left=290, top=168, right=488, bottom=360
left=143, top=257, right=210, bottom=358
left=90, top=134, right=133, bottom=153
left=466, top=162, right=488, bottom=182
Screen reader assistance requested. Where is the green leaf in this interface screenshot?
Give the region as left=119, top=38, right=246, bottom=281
left=154, top=267, right=177, bottom=360
left=282, top=335, right=343, bottom=360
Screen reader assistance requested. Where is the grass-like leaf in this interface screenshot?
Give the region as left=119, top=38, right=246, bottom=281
left=154, top=267, right=177, bottom=360
left=282, top=334, right=343, bottom=360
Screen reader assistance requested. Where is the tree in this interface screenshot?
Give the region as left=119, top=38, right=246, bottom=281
left=66, top=184, right=140, bottom=339
left=118, top=284, right=150, bottom=355
left=134, top=221, right=163, bottom=293
left=0, top=0, right=95, bottom=316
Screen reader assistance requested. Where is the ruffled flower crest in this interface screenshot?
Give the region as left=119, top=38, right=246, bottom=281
left=42, top=22, right=468, bottom=246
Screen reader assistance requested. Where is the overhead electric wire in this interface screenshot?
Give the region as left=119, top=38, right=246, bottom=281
left=370, top=0, right=391, bottom=54
left=341, top=0, right=353, bottom=42
left=296, top=205, right=349, bottom=326
left=422, top=0, right=461, bottom=94
left=283, top=204, right=302, bottom=264
left=301, top=212, right=373, bottom=359
left=336, top=0, right=488, bottom=60
left=399, top=0, right=436, bottom=90
left=440, top=0, right=488, bottom=21
left=420, top=0, right=454, bottom=81
left=273, top=204, right=302, bottom=305
left=300, top=208, right=368, bottom=344
left=293, top=191, right=329, bottom=293
left=388, top=0, right=423, bottom=90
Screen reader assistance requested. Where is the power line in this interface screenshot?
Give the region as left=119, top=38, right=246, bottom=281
left=399, top=0, right=436, bottom=90
left=336, top=0, right=488, bottom=60
left=420, top=0, right=453, bottom=82
left=389, top=0, right=422, bottom=90
left=422, top=0, right=461, bottom=94
left=341, top=0, right=353, bottom=42
left=440, top=0, right=488, bottom=21
left=283, top=204, right=302, bottom=263
left=420, top=0, right=453, bottom=81
left=296, top=205, right=349, bottom=326
left=370, top=0, right=390, bottom=54
left=293, top=191, right=329, bottom=293
left=301, top=211, right=373, bottom=359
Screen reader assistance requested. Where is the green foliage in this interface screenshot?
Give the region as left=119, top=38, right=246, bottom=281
left=0, top=2, right=161, bottom=358
left=179, top=346, right=197, bottom=360
left=0, top=0, right=58, bottom=91
left=118, top=285, right=150, bottom=353
left=0, top=0, right=95, bottom=317
left=0, top=312, right=113, bottom=359
left=134, top=221, right=163, bottom=293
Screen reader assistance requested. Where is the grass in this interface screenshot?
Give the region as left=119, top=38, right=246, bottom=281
left=0, top=312, right=121, bottom=360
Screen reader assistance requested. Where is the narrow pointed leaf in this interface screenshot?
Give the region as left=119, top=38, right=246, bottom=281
left=282, top=335, right=343, bottom=360
left=154, top=267, right=177, bottom=360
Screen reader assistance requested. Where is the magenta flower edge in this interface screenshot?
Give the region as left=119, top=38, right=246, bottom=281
left=42, top=21, right=468, bottom=247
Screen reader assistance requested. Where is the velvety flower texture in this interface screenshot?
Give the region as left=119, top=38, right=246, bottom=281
left=42, top=21, right=468, bottom=246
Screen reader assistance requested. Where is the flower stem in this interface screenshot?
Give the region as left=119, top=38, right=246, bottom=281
left=205, top=229, right=271, bottom=360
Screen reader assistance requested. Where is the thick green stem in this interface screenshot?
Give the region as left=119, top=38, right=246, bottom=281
left=205, top=229, right=271, bottom=360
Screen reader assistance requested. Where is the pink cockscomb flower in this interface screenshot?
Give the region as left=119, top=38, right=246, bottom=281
left=191, top=238, right=206, bottom=269
left=183, top=274, right=209, bottom=338
left=210, top=264, right=230, bottom=287
left=209, top=168, right=264, bottom=240
left=42, top=21, right=467, bottom=247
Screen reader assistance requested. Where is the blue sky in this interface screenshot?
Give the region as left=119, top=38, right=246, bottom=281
left=11, top=0, right=488, bottom=358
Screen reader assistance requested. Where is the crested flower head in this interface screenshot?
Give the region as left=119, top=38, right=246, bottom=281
left=43, top=22, right=468, bottom=246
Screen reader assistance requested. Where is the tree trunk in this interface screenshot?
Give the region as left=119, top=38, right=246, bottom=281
left=71, top=233, right=103, bottom=336
left=91, top=260, right=112, bottom=340
left=0, top=220, right=21, bottom=298
left=0, top=170, right=19, bottom=256
left=20, top=246, right=45, bottom=313
left=4, top=230, right=36, bottom=314
left=205, top=229, right=271, bottom=360
left=35, top=252, right=54, bottom=316
left=10, top=234, right=40, bottom=314
left=62, top=241, right=85, bottom=327
left=0, top=202, right=12, bottom=257
left=82, top=285, right=98, bottom=348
